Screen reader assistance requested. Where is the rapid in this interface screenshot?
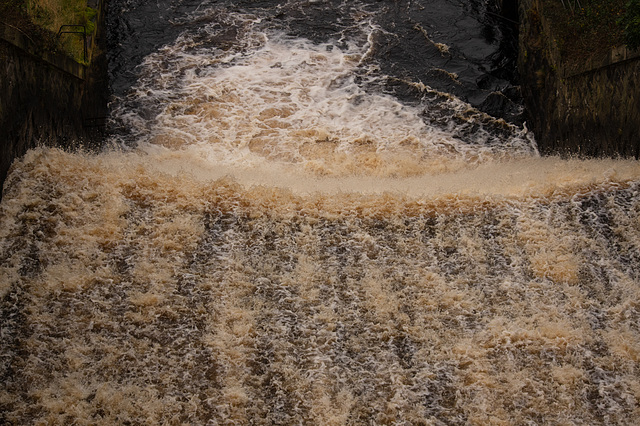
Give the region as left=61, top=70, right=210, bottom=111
left=1, top=1, right=640, bottom=424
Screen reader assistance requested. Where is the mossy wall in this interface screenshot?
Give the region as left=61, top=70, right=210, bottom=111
left=518, top=0, right=640, bottom=157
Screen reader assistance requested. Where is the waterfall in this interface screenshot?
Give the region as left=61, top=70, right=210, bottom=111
left=2, top=1, right=639, bottom=424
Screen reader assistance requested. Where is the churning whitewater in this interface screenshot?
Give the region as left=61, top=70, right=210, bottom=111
left=2, top=1, right=640, bottom=424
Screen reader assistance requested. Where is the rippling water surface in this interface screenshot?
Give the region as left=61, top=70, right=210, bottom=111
left=2, top=1, right=640, bottom=424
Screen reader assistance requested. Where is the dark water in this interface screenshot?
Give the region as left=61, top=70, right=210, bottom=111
left=107, top=0, right=523, bottom=134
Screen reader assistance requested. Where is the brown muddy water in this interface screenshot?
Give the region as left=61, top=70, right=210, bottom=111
left=1, top=1, right=640, bottom=424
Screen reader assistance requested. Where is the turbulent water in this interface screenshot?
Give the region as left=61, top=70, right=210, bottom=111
left=2, top=1, right=640, bottom=424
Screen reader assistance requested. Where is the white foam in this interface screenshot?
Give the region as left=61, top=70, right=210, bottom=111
left=112, top=17, right=536, bottom=179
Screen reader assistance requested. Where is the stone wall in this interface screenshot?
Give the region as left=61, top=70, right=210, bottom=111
left=518, top=0, right=640, bottom=157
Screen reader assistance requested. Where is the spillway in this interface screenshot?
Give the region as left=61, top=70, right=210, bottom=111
left=1, top=1, right=639, bottom=424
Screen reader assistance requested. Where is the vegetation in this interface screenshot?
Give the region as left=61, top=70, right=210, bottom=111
left=544, top=0, right=627, bottom=63
left=0, top=0, right=97, bottom=64
left=618, top=0, right=640, bottom=50
left=0, top=0, right=57, bottom=51
left=27, top=0, right=97, bottom=63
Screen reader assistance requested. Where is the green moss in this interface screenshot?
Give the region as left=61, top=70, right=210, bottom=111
left=84, top=7, right=97, bottom=36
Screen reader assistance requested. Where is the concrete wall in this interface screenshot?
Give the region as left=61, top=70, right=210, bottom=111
left=0, top=0, right=107, bottom=200
left=518, top=0, right=640, bottom=157
left=0, top=24, right=85, bottom=193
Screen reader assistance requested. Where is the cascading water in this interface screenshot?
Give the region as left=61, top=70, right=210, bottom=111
left=1, top=1, right=639, bottom=424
